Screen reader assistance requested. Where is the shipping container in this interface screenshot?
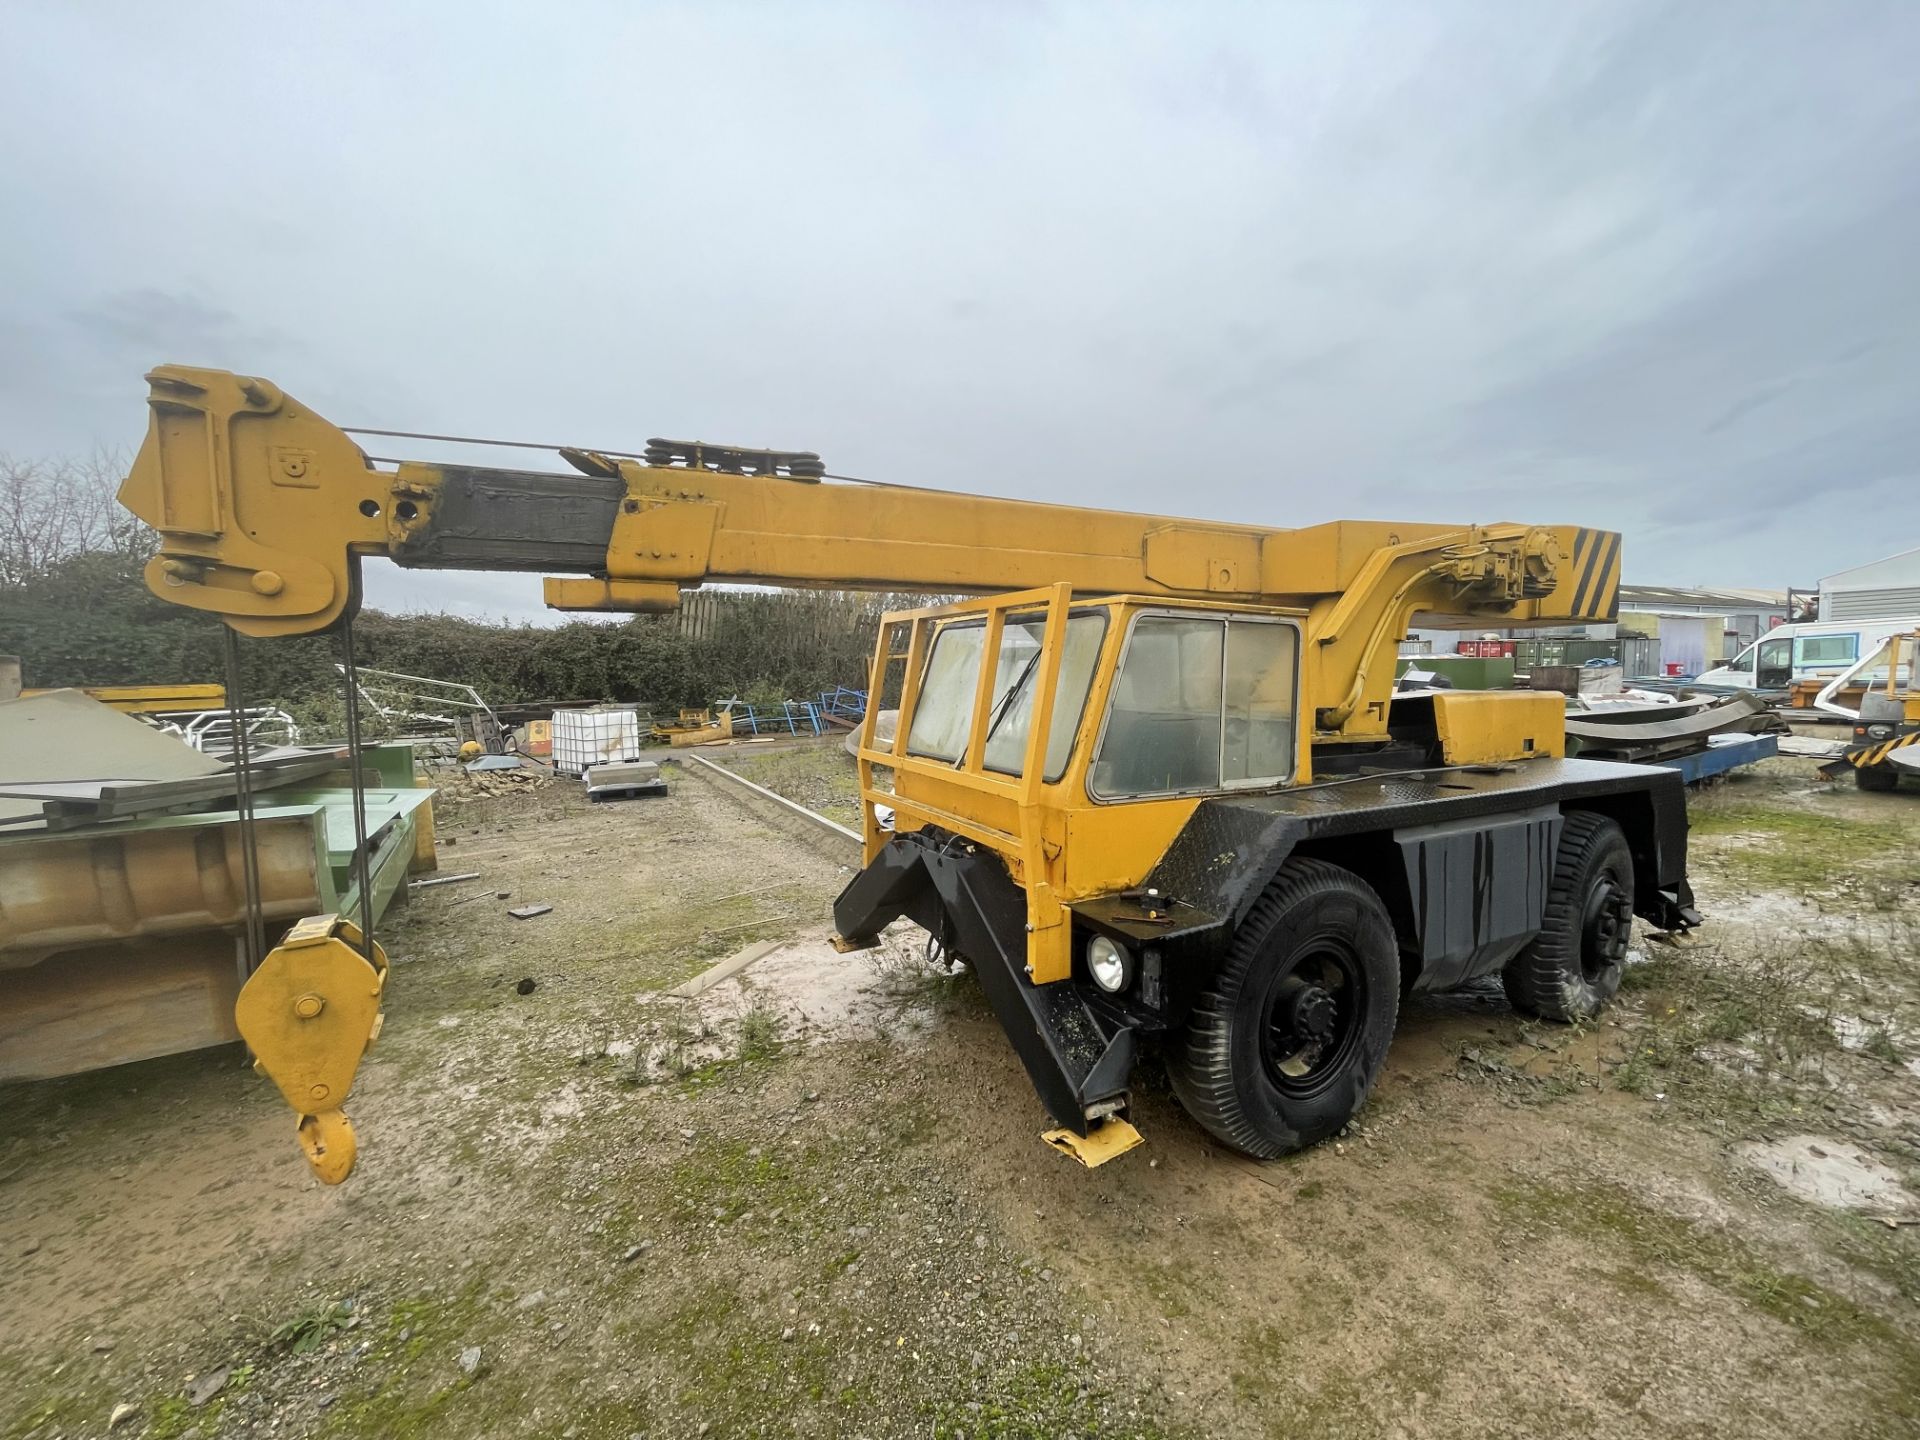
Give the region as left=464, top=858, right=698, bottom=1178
left=1620, top=635, right=1661, bottom=678
left=551, top=707, right=643, bottom=776
left=1395, top=655, right=1517, bottom=690
left=1512, top=638, right=1619, bottom=670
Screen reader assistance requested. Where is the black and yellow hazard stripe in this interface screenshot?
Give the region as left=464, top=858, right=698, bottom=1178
left=1563, top=527, right=1622, bottom=621
left=1848, top=729, right=1920, bottom=768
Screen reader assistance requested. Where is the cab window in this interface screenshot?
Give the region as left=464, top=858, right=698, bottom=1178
left=981, top=614, right=1106, bottom=781
left=904, top=624, right=985, bottom=762
left=1091, top=614, right=1299, bottom=799
left=904, top=612, right=1105, bottom=782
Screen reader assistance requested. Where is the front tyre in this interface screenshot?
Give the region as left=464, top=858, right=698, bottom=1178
left=1855, top=763, right=1899, bottom=793
left=1502, top=811, right=1634, bottom=1021
left=1169, top=859, right=1400, bottom=1159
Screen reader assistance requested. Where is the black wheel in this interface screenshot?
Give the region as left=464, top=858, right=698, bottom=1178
left=1503, top=811, right=1633, bottom=1022
left=1856, top=763, right=1900, bottom=792
left=1168, top=858, right=1399, bottom=1159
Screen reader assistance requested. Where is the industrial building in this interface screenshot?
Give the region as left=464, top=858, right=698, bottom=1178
left=1820, top=546, right=1920, bottom=621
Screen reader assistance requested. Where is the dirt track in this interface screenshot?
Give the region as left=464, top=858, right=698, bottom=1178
left=3, top=746, right=1918, bottom=1438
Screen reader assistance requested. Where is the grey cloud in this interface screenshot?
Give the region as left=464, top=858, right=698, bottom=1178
left=1, top=1, right=1917, bottom=625
left=67, top=290, right=241, bottom=354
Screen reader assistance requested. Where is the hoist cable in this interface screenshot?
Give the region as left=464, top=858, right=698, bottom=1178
left=220, top=628, right=268, bottom=974
left=337, top=621, right=378, bottom=960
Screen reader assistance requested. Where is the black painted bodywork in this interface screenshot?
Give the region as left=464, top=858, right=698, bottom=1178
left=833, top=757, right=1697, bottom=1137
left=833, top=836, right=1135, bottom=1134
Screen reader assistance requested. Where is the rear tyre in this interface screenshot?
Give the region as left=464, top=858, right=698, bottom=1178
left=1855, top=763, right=1900, bottom=793
left=1168, top=859, right=1399, bottom=1159
left=1502, top=811, right=1633, bottom=1022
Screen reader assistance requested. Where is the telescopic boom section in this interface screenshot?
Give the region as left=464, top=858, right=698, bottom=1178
left=120, top=365, right=1622, bottom=743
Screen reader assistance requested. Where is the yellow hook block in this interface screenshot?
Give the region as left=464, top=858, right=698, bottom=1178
left=234, top=913, right=388, bottom=1184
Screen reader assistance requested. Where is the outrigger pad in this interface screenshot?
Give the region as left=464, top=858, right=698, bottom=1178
left=1043, top=1117, right=1145, bottom=1168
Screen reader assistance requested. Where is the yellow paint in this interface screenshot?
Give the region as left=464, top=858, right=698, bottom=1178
left=0, top=814, right=324, bottom=967
left=410, top=765, right=439, bottom=874
left=19, top=683, right=227, bottom=714
left=296, top=1108, right=358, bottom=1186
left=1042, top=1116, right=1145, bottom=1167
left=655, top=707, right=736, bottom=747
left=121, top=367, right=1619, bottom=691
left=232, top=913, right=387, bottom=1184
left=1430, top=691, right=1567, bottom=764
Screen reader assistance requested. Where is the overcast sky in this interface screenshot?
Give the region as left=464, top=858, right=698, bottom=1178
left=3, top=2, right=1916, bottom=624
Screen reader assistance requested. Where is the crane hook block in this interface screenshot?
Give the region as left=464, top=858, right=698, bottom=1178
left=234, top=913, right=388, bottom=1184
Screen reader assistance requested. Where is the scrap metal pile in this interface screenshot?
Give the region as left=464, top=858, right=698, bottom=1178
left=1563, top=690, right=1786, bottom=780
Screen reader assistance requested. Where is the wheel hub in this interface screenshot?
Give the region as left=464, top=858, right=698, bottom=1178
left=1580, top=877, right=1632, bottom=981
left=1268, top=974, right=1340, bottom=1079
left=1288, top=984, right=1337, bottom=1047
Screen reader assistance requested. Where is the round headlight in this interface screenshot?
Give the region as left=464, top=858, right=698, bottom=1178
left=1868, top=724, right=1895, bottom=740
left=1086, top=935, right=1132, bottom=993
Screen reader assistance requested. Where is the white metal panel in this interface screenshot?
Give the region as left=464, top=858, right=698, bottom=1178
left=1825, top=587, right=1920, bottom=621
left=1819, top=546, right=1920, bottom=591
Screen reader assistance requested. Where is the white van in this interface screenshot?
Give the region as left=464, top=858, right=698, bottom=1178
left=1694, top=617, right=1920, bottom=690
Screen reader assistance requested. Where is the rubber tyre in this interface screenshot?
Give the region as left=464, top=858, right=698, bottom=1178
left=1502, top=811, right=1633, bottom=1022
left=1855, top=763, right=1899, bottom=793
left=1168, top=858, right=1399, bottom=1159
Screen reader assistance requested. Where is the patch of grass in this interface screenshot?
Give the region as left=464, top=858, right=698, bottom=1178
left=668, top=1136, right=816, bottom=1225
left=269, top=1300, right=356, bottom=1355
left=0, top=1371, right=112, bottom=1440
left=314, top=1285, right=493, bottom=1440
left=919, top=1358, right=1140, bottom=1439
left=1229, top=1328, right=1471, bottom=1438
left=1686, top=788, right=1920, bottom=892
left=1138, top=1263, right=1194, bottom=1321
left=736, top=1003, right=785, bottom=1061
left=723, top=745, right=864, bottom=827
left=145, top=1395, right=199, bottom=1440
left=1612, top=940, right=1844, bottom=1128
left=616, top=1284, right=860, bottom=1433
left=868, top=940, right=985, bottom=1021
left=1497, top=1178, right=1906, bottom=1348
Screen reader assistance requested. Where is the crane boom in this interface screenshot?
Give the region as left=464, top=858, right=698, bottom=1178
left=120, top=365, right=1619, bottom=747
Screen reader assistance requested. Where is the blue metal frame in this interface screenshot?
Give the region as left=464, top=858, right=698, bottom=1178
left=1653, top=733, right=1778, bottom=785
left=707, top=689, right=866, bottom=738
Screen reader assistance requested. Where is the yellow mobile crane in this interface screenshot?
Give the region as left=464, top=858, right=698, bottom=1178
left=119, top=366, right=1695, bottom=1177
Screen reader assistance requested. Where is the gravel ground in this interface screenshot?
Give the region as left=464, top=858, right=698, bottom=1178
left=3, top=748, right=1918, bottom=1438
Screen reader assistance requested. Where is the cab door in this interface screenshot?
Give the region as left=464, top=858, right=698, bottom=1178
left=1755, top=634, right=1793, bottom=689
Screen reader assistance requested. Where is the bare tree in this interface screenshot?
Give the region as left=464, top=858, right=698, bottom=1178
left=0, top=449, right=148, bottom=585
